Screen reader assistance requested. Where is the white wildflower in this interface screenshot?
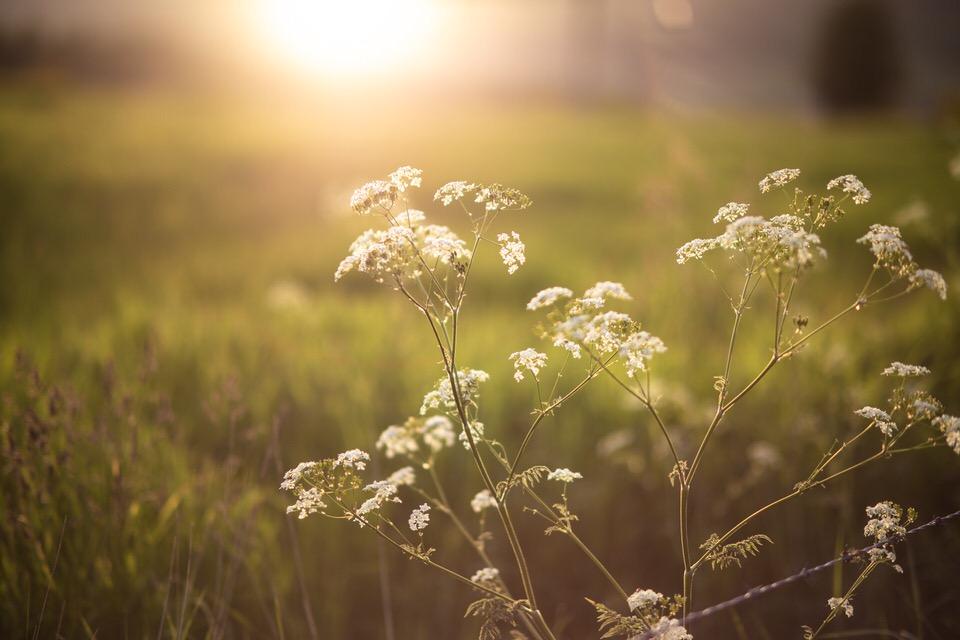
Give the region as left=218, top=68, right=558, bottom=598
left=420, top=369, right=490, bottom=415
left=854, top=406, right=897, bottom=437
left=286, top=487, right=326, bottom=520
left=583, top=311, right=635, bottom=354
left=676, top=237, right=719, bottom=264
left=552, top=336, right=582, bottom=359
left=387, top=466, right=416, bottom=486
left=857, top=225, right=915, bottom=276
left=350, top=179, right=398, bottom=215
left=583, top=281, right=632, bottom=301
left=509, top=348, right=548, bottom=382
left=827, top=596, right=854, bottom=618
left=909, top=268, right=947, bottom=300
left=882, top=362, right=930, bottom=377
left=356, top=480, right=401, bottom=522
left=376, top=425, right=420, bottom=459
left=408, top=503, right=431, bottom=531
left=547, top=468, right=582, bottom=483
left=434, top=181, right=477, bottom=206
left=419, top=224, right=471, bottom=264
left=932, top=415, right=960, bottom=454
left=334, top=449, right=370, bottom=471
left=470, top=489, right=498, bottom=513
left=388, top=166, right=422, bottom=192
left=334, top=226, right=416, bottom=283
left=394, top=208, right=426, bottom=226
left=620, top=331, right=667, bottom=377
left=910, top=395, right=942, bottom=420
left=627, top=588, right=662, bottom=612
left=473, top=183, right=532, bottom=211
left=827, top=174, right=871, bottom=205
left=527, top=286, right=574, bottom=311
left=421, top=415, right=456, bottom=451
left=713, top=202, right=750, bottom=224
left=280, top=461, right=318, bottom=491
left=459, top=421, right=485, bottom=449
left=864, top=501, right=907, bottom=542
left=470, top=567, right=500, bottom=584
left=648, top=617, right=693, bottom=640
left=759, top=168, right=801, bottom=193
left=421, top=415, right=457, bottom=451
left=497, top=231, right=526, bottom=274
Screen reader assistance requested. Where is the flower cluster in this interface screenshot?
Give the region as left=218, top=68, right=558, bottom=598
left=471, top=489, right=498, bottom=513
left=376, top=415, right=458, bottom=459
left=857, top=224, right=917, bottom=278
left=529, top=281, right=666, bottom=377
left=827, top=174, right=871, bottom=204
left=827, top=596, right=854, bottom=618
left=509, top=348, right=548, bottom=382
left=853, top=406, right=897, bottom=437
left=758, top=167, right=801, bottom=193
left=409, top=503, right=431, bottom=531
left=421, top=369, right=491, bottom=415
left=863, top=501, right=914, bottom=570
left=882, top=361, right=930, bottom=377
left=628, top=588, right=662, bottom=612
left=470, top=567, right=500, bottom=585
left=677, top=213, right=825, bottom=269
left=497, top=231, right=526, bottom=274
left=547, top=468, right=582, bottom=483
left=933, top=415, right=960, bottom=454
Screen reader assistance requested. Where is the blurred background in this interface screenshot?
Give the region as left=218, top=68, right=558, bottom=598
left=1, top=0, right=959, bottom=638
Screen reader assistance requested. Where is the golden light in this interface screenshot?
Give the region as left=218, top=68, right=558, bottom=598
left=253, top=0, right=440, bottom=77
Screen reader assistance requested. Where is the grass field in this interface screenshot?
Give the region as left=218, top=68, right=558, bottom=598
left=2, top=82, right=960, bottom=638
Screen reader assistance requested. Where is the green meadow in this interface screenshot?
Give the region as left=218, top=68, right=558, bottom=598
left=2, top=83, right=959, bottom=638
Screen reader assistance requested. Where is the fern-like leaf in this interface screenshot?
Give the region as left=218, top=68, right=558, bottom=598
left=699, top=533, right=773, bottom=570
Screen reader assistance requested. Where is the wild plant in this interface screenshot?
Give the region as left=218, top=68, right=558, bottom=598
left=282, top=166, right=955, bottom=638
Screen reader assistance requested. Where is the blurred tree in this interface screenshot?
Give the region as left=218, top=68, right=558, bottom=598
left=812, top=0, right=903, bottom=114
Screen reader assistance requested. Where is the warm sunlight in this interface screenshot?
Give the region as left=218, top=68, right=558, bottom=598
left=253, top=0, right=440, bottom=77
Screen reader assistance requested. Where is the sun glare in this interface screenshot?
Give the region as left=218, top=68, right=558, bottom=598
left=254, top=0, right=439, bottom=78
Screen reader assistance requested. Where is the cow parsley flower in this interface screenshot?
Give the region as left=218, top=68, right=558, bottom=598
left=648, top=617, right=693, bottom=640
left=827, top=174, right=871, bottom=205
left=932, top=415, right=960, bottom=454
left=422, top=415, right=457, bottom=451
left=474, top=184, right=532, bottom=211
left=583, top=311, right=636, bottom=354
left=827, top=596, right=854, bottom=618
left=459, top=421, right=485, bottom=449
left=527, top=286, right=574, bottom=311
left=280, top=461, right=318, bottom=491
left=854, top=406, right=897, bottom=436
left=334, top=449, right=370, bottom=471
left=676, top=238, right=719, bottom=264
left=471, top=489, right=498, bottom=513
left=394, top=208, right=426, bottom=227
left=408, top=503, right=431, bottom=531
left=583, top=281, right=632, bottom=301
left=547, top=468, right=583, bottom=483
left=419, top=224, right=471, bottom=264
left=509, top=348, right=548, bottom=382
left=387, top=466, right=416, bottom=486
left=287, top=487, right=327, bottom=520
left=388, top=166, right=422, bottom=192
left=864, top=501, right=907, bottom=542
left=857, top=225, right=916, bottom=277
left=377, top=425, right=420, bottom=459
left=910, top=393, right=942, bottom=421
left=334, top=226, right=417, bottom=282
left=351, top=179, right=398, bottom=215
left=620, top=331, right=667, bottom=377
left=470, top=567, right=500, bottom=584
left=713, top=202, right=750, bottom=224
left=759, top=168, right=801, bottom=193
left=356, top=480, right=401, bottom=522
left=627, top=588, right=662, bottom=611
left=909, top=268, right=947, bottom=300
left=434, top=181, right=477, bottom=206
left=497, top=231, right=526, bottom=274
left=882, top=362, right=930, bottom=377
left=421, top=369, right=491, bottom=414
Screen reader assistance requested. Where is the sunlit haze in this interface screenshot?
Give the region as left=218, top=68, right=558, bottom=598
left=253, top=0, right=440, bottom=78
